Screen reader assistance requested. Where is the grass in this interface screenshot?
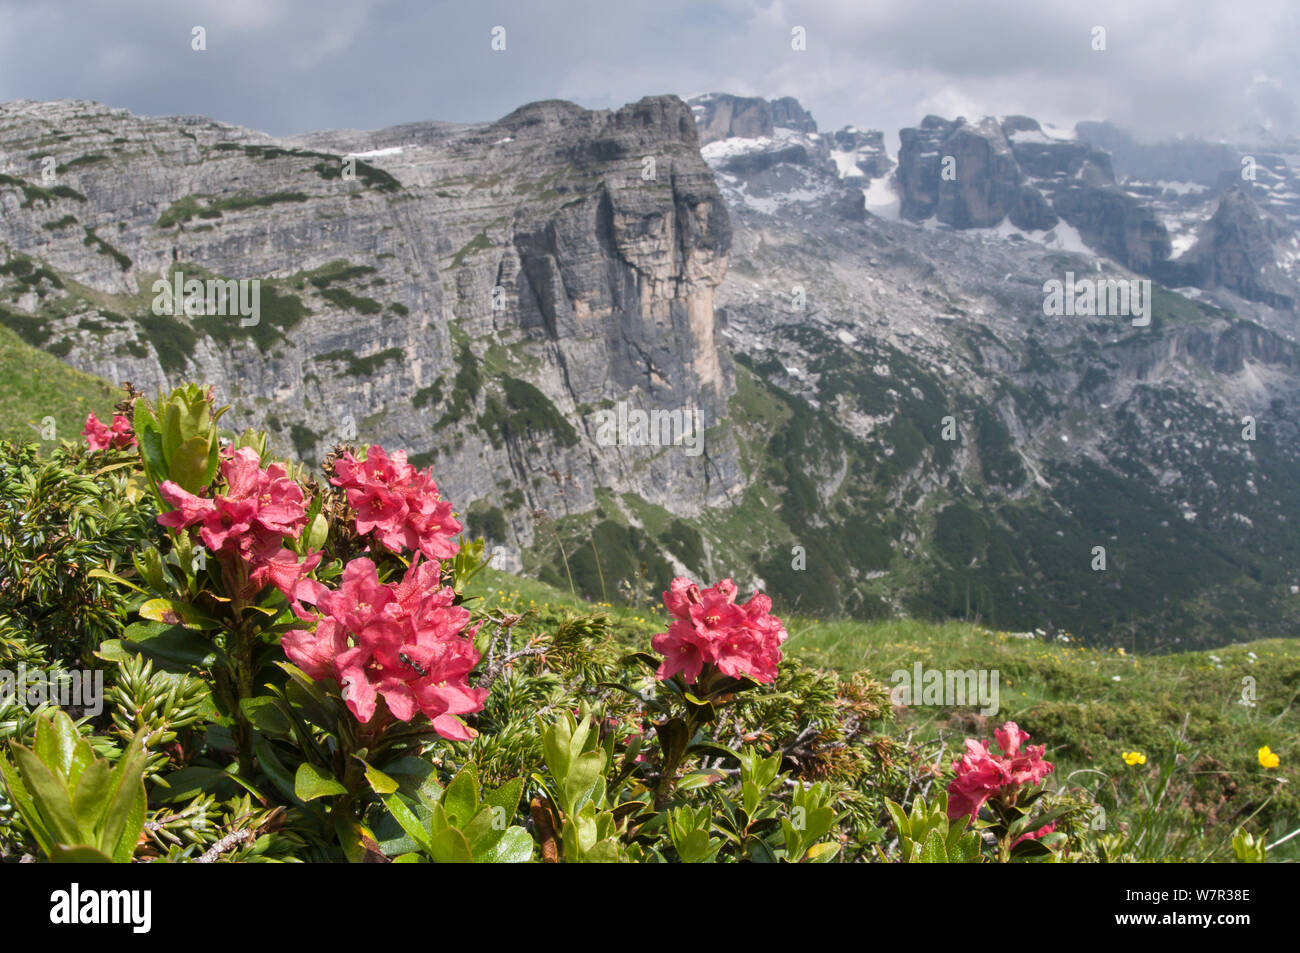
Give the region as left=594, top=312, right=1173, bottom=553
left=0, top=323, right=118, bottom=443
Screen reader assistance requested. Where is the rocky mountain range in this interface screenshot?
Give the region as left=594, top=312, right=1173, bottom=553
left=1, top=91, right=1298, bottom=649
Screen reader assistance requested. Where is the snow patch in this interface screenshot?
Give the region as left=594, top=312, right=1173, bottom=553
left=347, top=146, right=405, bottom=159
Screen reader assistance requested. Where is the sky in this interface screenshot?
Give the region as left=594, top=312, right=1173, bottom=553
left=1, top=0, right=1296, bottom=148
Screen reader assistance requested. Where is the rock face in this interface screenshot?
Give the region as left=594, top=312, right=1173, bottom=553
left=691, top=94, right=777, bottom=145
left=0, top=95, right=743, bottom=564
left=895, top=114, right=1173, bottom=272
left=830, top=127, right=892, bottom=179
left=898, top=116, right=1022, bottom=228
left=1176, top=187, right=1295, bottom=309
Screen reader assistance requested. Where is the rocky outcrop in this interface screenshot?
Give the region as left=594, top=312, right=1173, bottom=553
left=691, top=94, right=777, bottom=145
left=770, top=97, right=818, bottom=135
left=1175, top=187, right=1295, bottom=309
left=897, top=116, right=1021, bottom=227
left=831, top=127, right=892, bottom=179
left=895, top=113, right=1172, bottom=272
left=0, top=95, right=744, bottom=561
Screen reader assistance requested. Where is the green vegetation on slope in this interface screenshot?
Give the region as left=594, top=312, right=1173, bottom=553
left=0, top=323, right=118, bottom=443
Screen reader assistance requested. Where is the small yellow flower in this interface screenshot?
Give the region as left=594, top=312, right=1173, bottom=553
left=1122, top=751, right=1146, bottom=766
left=1117, top=647, right=1126, bottom=656
left=1258, top=746, right=1280, bottom=769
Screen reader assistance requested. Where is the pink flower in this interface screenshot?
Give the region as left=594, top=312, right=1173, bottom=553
left=282, top=557, right=487, bottom=738
left=156, top=446, right=317, bottom=601
left=947, top=721, right=1054, bottom=821
left=651, top=577, right=787, bottom=685
left=331, top=445, right=462, bottom=562
left=83, top=413, right=137, bottom=451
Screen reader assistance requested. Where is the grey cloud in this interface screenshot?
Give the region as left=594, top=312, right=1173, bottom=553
left=0, top=0, right=1295, bottom=144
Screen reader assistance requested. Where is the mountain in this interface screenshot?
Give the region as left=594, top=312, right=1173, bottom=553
left=2, top=93, right=1299, bottom=649
left=0, top=96, right=742, bottom=575
left=679, top=93, right=1300, bottom=647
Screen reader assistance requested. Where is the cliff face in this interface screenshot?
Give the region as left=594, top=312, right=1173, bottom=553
left=0, top=95, right=742, bottom=564
left=895, top=114, right=1173, bottom=272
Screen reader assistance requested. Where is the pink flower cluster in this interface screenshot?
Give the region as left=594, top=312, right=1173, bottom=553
left=947, top=721, right=1055, bottom=821
left=651, top=577, right=787, bottom=685
left=157, top=447, right=320, bottom=599
left=283, top=557, right=486, bottom=738
left=82, top=413, right=137, bottom=452
left=331, top=446, right=462, bottom=562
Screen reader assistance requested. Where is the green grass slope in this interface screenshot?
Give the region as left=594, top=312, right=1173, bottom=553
left=0, top=323, right=119, bottom=444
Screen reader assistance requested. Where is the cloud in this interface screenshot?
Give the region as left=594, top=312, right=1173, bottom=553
left=0, top=0, right=1294, bottom=144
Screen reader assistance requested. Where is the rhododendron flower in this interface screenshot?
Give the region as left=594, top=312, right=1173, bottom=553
left=82, top=413, right=137, bottom=451
left=330, top=445, right=462, bottom=562
left=282, top=557, right=487, bottom=739
left=947, top=721, right=1054, bottom=821
left=651, top=577, right=787, bottom=685
left=156, top=446, right=317, bottom=600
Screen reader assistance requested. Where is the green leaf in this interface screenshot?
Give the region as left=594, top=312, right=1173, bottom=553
left=34, top=711, right=79, bottom=780
left=240, top=696, right=293, bottom=738
left=71, top=759, right=113, bottom=835
left=676, top=770, right=725, bottom=792
left=563, top=749, right=605, bottom=816
left=442, top=764, right=481, bottom=827
left=168, top=435, right=216, bottom=494
left=920, top=828, right=950, bottom=863
left=88, top=567, right=146, bottom=594
left=11, top=745, right=81, bottom=844
left=356, top=758, right=398, bottom=796
left=48, top=844, right=113, bottom=863
left=478, top=826, right=534, bottom=864
left=99, top=732, right=148, bottom=862
left=109, top=780, right=147, bottom=864
left=805, top=842, right=840, bottom=863
left=294, top=762, right=347, bottom=801
left=0, top=756, right=51, bottom=855
left=382, top=794, right=437, bottom=856
left=306, top=511, right=329, bottom=552
left=101, top=621, right=224, bottom=671
left=139, top=598, right=183, bottom=625
left=254, top=738, right=300, bottom=804
left=427, top=825, right=474, bottom=864
left=151, top=766, right=238, bottom=804
left=482, top=777, right=523, bottom=818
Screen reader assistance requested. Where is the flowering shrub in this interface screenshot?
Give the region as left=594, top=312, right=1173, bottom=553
left=0, top=381, right=1287, bottom=864
left=158, top=446, right=320, bottom=601
left=652, top=577, right=786, bottom=685
left=330, top=445, right=462, bottom=561
left=283, top=556, right=485, bottom=737
left=946, top=721, right=1064, bottom=861
left=82, top=412, right=137, bottom=452
left=948, top=721, right=1054, bottom=820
